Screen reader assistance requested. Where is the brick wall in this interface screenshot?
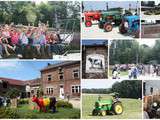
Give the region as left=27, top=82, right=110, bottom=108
left=41, top=62, right=80, bottom=98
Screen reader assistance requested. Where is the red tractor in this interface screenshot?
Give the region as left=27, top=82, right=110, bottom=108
left=84, top=11, right=101, bottom=27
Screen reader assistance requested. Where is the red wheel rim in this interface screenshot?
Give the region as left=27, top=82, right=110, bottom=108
left=86, top=21, right=91, bottom=27
left=105, top=25, right=112, bottom=31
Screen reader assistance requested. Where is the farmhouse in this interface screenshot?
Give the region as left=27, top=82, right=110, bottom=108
left=25, top=78, right=41, bottom=98
left=41, top=61, right=80, bottom=98
left=82, top=40, right=108, bottom=79
left=0, top=77, right=25, bottom=97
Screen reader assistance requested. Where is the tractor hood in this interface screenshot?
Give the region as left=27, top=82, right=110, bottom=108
left=124, top=15, right=139, bottom=21
left=95, top=99, right=113, bottom=106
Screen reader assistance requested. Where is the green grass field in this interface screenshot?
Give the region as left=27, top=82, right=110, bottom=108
left=82, top=94, right=142, bottom=119
left=109, top=69, right=128, bottom=77
left=1, top=104, right=80, bottom=119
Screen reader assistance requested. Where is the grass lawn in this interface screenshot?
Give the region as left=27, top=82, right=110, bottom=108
left=82, top=94, right=142, bottom=119
left=6, top=104, right=80, bottom=119
left=109, top=69, right=128, bottom=77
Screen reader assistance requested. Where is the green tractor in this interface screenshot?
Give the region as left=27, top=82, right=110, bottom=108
left=92, top=94, right=123, bottom=116
left=98, top=9, right=123, bottom=32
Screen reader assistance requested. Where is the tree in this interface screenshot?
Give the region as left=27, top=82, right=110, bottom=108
left=5, top=88, right=21, bottom=99
left=111, top=80, right=142, bottom=99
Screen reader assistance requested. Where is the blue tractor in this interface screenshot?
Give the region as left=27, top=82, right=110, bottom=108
left=119, top=15, right=140, bottom=38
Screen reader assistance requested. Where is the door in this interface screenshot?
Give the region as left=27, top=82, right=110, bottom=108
left=59, top=85, right=64, bottom=99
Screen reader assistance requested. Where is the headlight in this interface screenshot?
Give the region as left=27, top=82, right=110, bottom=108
left=153, top=102, right=158, bottom=107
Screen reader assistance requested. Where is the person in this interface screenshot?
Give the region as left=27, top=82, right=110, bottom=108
left=132, top=65, right=138, bottom=79
left=113, top=70, right=119, bottom=79
left=128, top=68, right=132, bottom=79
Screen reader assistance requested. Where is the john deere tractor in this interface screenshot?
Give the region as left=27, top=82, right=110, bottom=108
left=92, top=94, right=123, bottom=116
left=98, top=9, right=123, bottom=32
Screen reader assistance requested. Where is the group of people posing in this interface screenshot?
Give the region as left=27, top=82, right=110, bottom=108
left=112, top=64, right=160, bottom=79
left=0, top=23, right=62, bottom=59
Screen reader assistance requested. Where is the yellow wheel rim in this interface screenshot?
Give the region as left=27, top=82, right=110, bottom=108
left=115, top=105, right=123, bottom=114
left=101, top=111, right=106, bottom=116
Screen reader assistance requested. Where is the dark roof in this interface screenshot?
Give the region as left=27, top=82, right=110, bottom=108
left=41, top=61, right=80, bottom=72
left=82, top=40, right=108, bottom=46
left=0, top=77, right=24, bottom=86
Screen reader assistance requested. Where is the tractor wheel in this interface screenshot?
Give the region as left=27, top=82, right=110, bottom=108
left=100, top=110, right=106, bottom=116
left=92, top=109, right=98, bottom=116
left=104, top=23, right=113, bottom=32
left=119, top=24, right=127, bottom=34
left=85, top=21, right=92, bottom=27
left=113, top=102, right=123, bottom=115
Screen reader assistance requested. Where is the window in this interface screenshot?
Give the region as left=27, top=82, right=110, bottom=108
left=2, top=82, right=7, bottom=88
left=59, top=74, right=64, bottom=80
left=46, top=88, right=54, bottom=95
left=47, top=75, right=52, bottom=81
left=31, top=90, right=34, bottom=94
left=72, top=85, right=80, bottom=93
left=58, top=67, right=63, bottom=74
left=73, top=69, right=79, bottom=79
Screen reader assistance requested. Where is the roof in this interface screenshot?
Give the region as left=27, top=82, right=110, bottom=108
left=0, top=77, right=41, bottom=86
left=41, top=61, right=80, bottom=72
left=82, top=40, right=108, bottom=46
left=0, top=77, right=24, bottom=86
left=24, top=78, right=41, bottom=86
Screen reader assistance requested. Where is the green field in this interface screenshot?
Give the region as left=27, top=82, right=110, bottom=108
left=82, top=94, right=142, bottom=119
left=0, top=104, right=80, bottom=119
left=109, top=69, right=128, bottom=77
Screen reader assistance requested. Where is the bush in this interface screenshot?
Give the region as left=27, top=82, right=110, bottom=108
left=0, top=107, right=20, bottom=118
left=56, top=100, right=73, bottom=108
left=18, top=98, right=29, bottom=105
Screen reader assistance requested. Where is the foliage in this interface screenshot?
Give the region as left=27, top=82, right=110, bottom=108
left=111, top=80, right=142, bottom=99
left=56, top=100, right=73, bottom=108
left=18, top=98, right=29, bottom=105
left=0, top=107, right=20, bottom=119
left=110, top=40, right=160, bottom=65
left=5, top=88, right=21, bottom=99
left=0, top=104, right=80, bottom=119
left=0, top=1, right=80, bottom=31
left=82, top=80, right=142, bottom=99
left=82, top=88, right=112, bottom=94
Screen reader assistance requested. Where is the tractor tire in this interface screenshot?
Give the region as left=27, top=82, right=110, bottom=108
left=100, top=110, right=106, bottom=116
left=113, top=102, right=123, bottom=115
left=119, top=24, right=127, bottom=34
left=85, top=21, right=92, bottom=27
left=92, top=109, right=98, bottom=116
left=104, top=23, right=113, bottom=32
left=98, top=22, right=103, bottom=29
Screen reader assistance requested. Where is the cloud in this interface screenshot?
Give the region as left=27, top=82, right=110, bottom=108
left=0, top=61, right=22, bottom=69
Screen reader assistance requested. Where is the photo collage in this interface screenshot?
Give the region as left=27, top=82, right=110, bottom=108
left=0, top=0, right=160, bottom=119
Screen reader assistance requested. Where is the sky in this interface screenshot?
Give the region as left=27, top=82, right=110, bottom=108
left=83, top=1, right=139, bottom=11
left=81, top=79, right=123, bottom=89
left=0, top=61, right=60, bottom=81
